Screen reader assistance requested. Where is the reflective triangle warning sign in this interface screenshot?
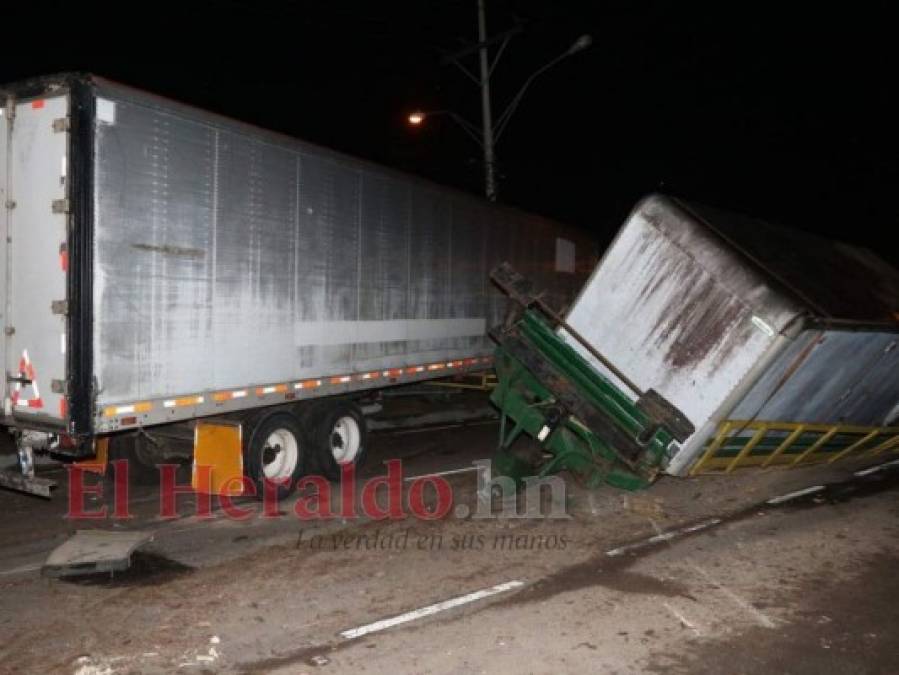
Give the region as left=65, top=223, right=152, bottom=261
left=11, top=350, right=43, bottom=409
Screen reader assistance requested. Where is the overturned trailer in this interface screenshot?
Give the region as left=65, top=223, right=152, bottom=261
left=489, top=195, right=899, bottom=488
left=0, top=73, right=596, bottom=497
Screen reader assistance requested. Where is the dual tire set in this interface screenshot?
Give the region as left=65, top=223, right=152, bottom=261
left=110, top=398, right=368, bottom=500
left=244, top=399, right=368, bottom=500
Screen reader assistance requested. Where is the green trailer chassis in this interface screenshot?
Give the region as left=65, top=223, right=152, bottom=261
left=488, top=264, right=694, bottom=491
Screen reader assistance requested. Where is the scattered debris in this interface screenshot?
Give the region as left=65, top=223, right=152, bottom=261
left=72, top=656, right=113, bottom=675
left=622, top=495, right=667, bottom=520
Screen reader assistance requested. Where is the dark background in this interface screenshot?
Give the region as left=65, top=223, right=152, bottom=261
left=3, top=0, right=896, bottom=264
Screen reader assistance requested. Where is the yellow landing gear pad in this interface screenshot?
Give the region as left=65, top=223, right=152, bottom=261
left=192, top=420, right=244, bottom=496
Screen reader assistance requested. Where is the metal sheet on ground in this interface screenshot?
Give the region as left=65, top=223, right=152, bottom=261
left=42, top=529, right=153, bottom=577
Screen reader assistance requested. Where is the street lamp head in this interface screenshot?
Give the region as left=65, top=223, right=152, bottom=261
left=408, top=111, right=426, bottom=125
left=568, top=34, right=593, bottom=55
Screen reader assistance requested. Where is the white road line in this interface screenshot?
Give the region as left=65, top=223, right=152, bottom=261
left=339, top=580, right=524, bottom=639
left=855, top=458, right=899, bottom=477
left=403, top=466, right=480, bottom=482
left=663, top=601, right=702, bottom=636
left=690, top=563, right=778, bottom=629
left=766, top=485, right=825, bottom=505
left=0, top=562, right=42, bottom=577
left=605, top=519, right=722, bottom=557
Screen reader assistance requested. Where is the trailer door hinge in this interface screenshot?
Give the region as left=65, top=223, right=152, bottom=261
left=51, top=379, right=67, bottom=395
left=51, top=198, right=71, bottom=214
left=4, top=199, right=15, bottom=210
left=4, top=326, right=14, bottom=336
left=52, top=117, right=71, bottom=133
left=51, top=299, right=69, bottom=315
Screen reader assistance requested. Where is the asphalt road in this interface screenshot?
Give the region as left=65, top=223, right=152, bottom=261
left=1, top=411, right=897, bottom=674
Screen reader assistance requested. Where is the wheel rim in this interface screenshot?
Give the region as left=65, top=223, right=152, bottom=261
left=330, top=415, right=361, bottom=465
left=261, top=428, right=299, bottom=480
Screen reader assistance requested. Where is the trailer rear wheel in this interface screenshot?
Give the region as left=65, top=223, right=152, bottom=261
left=311, top=401, right=368, bottom=482
left=244, top=412, right=306, bottom=500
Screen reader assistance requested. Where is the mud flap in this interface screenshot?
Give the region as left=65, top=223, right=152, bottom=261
left=192, top=420, right=244, bottom=496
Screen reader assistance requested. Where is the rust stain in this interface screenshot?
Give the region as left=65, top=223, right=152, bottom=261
left=658, top=276, right=747, bottom=369
left=632, top=229, right=752, bottom=370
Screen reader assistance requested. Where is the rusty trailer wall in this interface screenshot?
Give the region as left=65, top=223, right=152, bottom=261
left=561, top=194, right=899, bottom=476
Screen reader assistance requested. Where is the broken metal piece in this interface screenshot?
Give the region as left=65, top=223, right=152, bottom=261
left=0, top=469, right=55, bottom=498
left=636, top=389, right=696, bottom=443
left=42, top=530, right=154, bottom=578
left=0, top=431, right=59, bottom=497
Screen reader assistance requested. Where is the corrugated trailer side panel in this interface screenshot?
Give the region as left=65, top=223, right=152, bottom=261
left=730, top=330, right=899, bottom=427
left=683, top=329, right=899, bottom=475
left=90, top=82, right=594, bottom=431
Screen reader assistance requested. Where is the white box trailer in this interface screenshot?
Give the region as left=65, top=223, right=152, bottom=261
left=563, top=194, right=899, bottom=476
left=0, top=73, right=596, bottom=496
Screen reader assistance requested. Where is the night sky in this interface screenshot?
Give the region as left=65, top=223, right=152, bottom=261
left=3, top=0, right=896, bottom=265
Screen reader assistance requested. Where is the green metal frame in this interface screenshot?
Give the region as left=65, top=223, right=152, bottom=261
left=490, top=309, right=677, bottom=491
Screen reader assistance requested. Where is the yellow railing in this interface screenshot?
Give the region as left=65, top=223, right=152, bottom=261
left=690, top=420, right=899, bottom=475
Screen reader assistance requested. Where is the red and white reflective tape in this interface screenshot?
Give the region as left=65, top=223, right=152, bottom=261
left=103, top=354, right=495, bottom=421
left=11, top=350, right=43, bottom=410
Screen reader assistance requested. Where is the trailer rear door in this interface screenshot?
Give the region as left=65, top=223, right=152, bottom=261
left=1, top=101, right=8, bottom=405
left=2, top=93, right=69, bottom=426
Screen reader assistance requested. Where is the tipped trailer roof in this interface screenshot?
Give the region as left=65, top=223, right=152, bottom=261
left=680, top=200, right=899, bottom=329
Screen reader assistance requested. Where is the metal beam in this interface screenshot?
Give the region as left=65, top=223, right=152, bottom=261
left=0, top=469, right=55, bottom=498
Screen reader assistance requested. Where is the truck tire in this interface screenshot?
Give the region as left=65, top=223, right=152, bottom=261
left=243, top=412, right=306, bottom=500
left=309, top=400, right=368, bottom=482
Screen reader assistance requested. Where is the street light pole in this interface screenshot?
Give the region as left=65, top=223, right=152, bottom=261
left=411, top=3, right=591, bottom=203
left=477, top=0, right=498, bottom=202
